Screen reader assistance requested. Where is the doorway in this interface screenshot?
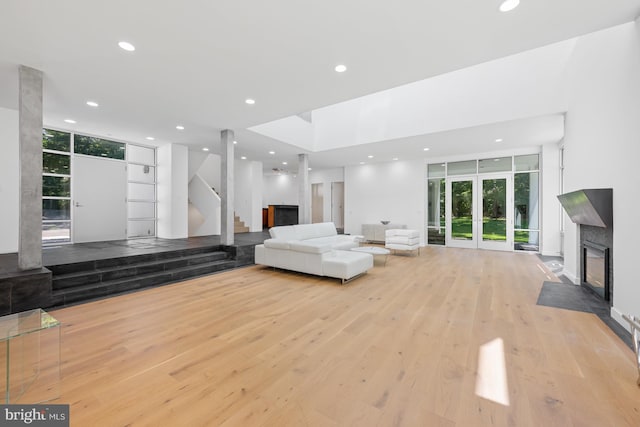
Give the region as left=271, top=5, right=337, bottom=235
left=445, top=174, right=512, bottom=251
left=73, top=155, right=127, bottom=243
left=331, top=182, right=344, bottom=230
left=312, top=183, right=324, bottom=223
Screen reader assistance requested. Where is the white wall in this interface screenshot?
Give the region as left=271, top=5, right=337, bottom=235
left=263, top=174, right=299, bottom=206
left=541, top=141, right=562, bottom=256
left=198, top=153, right=221, bottom=192
left=0, top=107, right=18, bottom=253
left=561, top=22, right=640, bottom=327
left=345, top=160, right=426, bottom=243
left=310, top=168, right=344, bottom=223
left=157, top=144, right=189, bottom=238
left=235, top=160, right=263, bottom=231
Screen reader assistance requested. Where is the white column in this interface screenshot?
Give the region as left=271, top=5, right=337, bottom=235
left=18, top=65, right=43, bottom=270
left=298, top=154, right=310, bottom=224
left=221, top=130, right=234, bottom=245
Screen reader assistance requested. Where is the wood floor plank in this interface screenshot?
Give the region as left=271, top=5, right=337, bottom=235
left=47, top=247, right=640, bottom=426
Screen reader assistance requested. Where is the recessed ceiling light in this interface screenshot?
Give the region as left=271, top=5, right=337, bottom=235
left=176, top=125, right=184, bottom=130
left=203, top=148, right=209, bottom=152
left=368, top=155, right=374, bottom=159
left=494, top=158, right=501, bottom=162
left=118, top=41, right=136, bottom=52
left=282, top=162, right=288, bottom=165
left=86, top=101, right=99, bottom=107
left=499, top=0, right=520, bottom=12
left=393, top=157, right=399, bottom=161
left=146, top=136, right=155, bottom=141
left=269, top=151, right=275, bottom=155
left=245, top=98, right=256, bottom=105
left=495, top=138, right=503, bottom=142
left=64, top=119, right=76, bottom=124
left=359, top=161, right=365, bottom=165
left=423, top=148, right=430, bottom=151
left=233, top=140, right=237, bottom=144
left=241, top=156, right=247, bottom=160
left=308, top=167, right=312, bottom=171
left=335, top=64, right=347, bottom=73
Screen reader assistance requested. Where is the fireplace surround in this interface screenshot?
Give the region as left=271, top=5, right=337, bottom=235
left=558, top=188, right=613, bottom=304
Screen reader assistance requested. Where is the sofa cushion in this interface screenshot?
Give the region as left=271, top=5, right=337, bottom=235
left=385, top=229, right=419, bottom=238
left=386, top=236, right=420, bottom=245
left=289, top=241, right=332, bottom=254
left=293, top=222, right=337, bottom=240
left=269, top=225, right=298, bottom=240
left=322, top=250, right=373, bottom=280
left=263, top=239, right=291, bottom=250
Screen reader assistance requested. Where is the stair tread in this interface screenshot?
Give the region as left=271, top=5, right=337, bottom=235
left=52, top=251, right=228, bottom=279
left=52, top=259, right=237, bottom=295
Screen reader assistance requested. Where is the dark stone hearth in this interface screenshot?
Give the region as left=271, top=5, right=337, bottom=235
left=537, top=281, right=632, bottom=349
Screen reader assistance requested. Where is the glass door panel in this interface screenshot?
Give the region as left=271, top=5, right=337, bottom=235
left=479, top=174, right=512, bottom=251
left=446, top=177, right=477, bottom=248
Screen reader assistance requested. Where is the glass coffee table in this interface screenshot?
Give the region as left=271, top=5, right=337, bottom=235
left=0, top=309, right=61, bottom=403
left=351, top=246, right=391, bottom=266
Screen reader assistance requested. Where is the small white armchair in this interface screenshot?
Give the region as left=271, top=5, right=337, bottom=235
left=385, top=229, right=420, bottom=255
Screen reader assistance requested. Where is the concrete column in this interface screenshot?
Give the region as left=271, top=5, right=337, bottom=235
left=298, top=154, right=310, bottom=224
left=18, top=65, right=43, bottom=270
left=220, top=130, right=234, bottom=245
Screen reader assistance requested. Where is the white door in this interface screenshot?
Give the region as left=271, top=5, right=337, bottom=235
left=446, top=176, right=477, bottom=248
left=331, top=182, right=344, bottom=229
left=312, top=183, right=324, bottom=223
left=478, top=174, right=513, bottom=251
left=73, top=155, right=127, bottom=243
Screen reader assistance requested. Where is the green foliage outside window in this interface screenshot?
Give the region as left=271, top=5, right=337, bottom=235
left=43, top=152, right=70, bottom=174
left=42, top=129, right=71, bottom=152
left=75, top=134, right=126, bottom=160
left=43, top=176, right=70, bottom=197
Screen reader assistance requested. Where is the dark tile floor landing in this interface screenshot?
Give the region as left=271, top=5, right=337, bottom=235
left=537, top=281, right=633, bottom=349
left=41, top=231, right=270, bottom=266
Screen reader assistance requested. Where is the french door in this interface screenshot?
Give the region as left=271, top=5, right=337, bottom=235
left=446, top=174, right=513, bottom=251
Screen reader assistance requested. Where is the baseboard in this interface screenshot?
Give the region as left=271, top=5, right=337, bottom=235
left=611, top=306, right=631, bottom=333
left=540, top=251, right=561, bottom=257
left=561, top=269, right=579, bottom=284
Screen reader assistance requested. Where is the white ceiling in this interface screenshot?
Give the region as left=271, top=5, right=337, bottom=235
left=0, top=0, right=639, bottom=172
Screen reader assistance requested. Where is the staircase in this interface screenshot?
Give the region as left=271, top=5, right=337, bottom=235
left=49, top=247, right=237, bottom=307
left=234, top=213, right=249, bottom=233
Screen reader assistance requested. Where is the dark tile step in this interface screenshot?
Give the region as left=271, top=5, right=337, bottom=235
left=47, top=246, right=223, bottom=276
left=52, top=251, right=229, bottom=290
left=52, top=259, right=237, bottom=306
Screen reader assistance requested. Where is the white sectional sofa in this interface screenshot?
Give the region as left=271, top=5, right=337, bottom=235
left=254, top=222, right=373, bottom=283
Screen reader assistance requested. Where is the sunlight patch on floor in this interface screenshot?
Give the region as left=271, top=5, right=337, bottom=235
left=475, top=337, right=510, bottom=406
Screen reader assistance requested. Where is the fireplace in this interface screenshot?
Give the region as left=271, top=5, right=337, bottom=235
left=557, top=188, right=613, bottom=305
left=582, top=241, right=610, bottom=301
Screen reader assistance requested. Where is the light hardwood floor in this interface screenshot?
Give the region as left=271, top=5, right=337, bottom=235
left=48, top=246, right=639, bottom=426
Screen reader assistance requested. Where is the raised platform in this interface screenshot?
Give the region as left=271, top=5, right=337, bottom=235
left=0, top=232, right=269, bottom=314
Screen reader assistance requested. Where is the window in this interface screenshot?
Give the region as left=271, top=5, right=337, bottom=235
left=478, top=157, right=512, bottom=173
left=127, top=144, right=156, bottom=238
left=74, top=134, right=126, bottom=160
left=447, top=160, right=477, bottom=175
left=42, top=129, right=72, bottom=244
left=425, top=154, right=541, bottom=251
left=427, top=164, right=446, bottom=245
left=513, top=154, right=540, bottom=251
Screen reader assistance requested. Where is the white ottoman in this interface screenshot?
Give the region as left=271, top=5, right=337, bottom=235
left=322, top=250, right=373, bottom=284
left=385, top=229, right=420, bottom=255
